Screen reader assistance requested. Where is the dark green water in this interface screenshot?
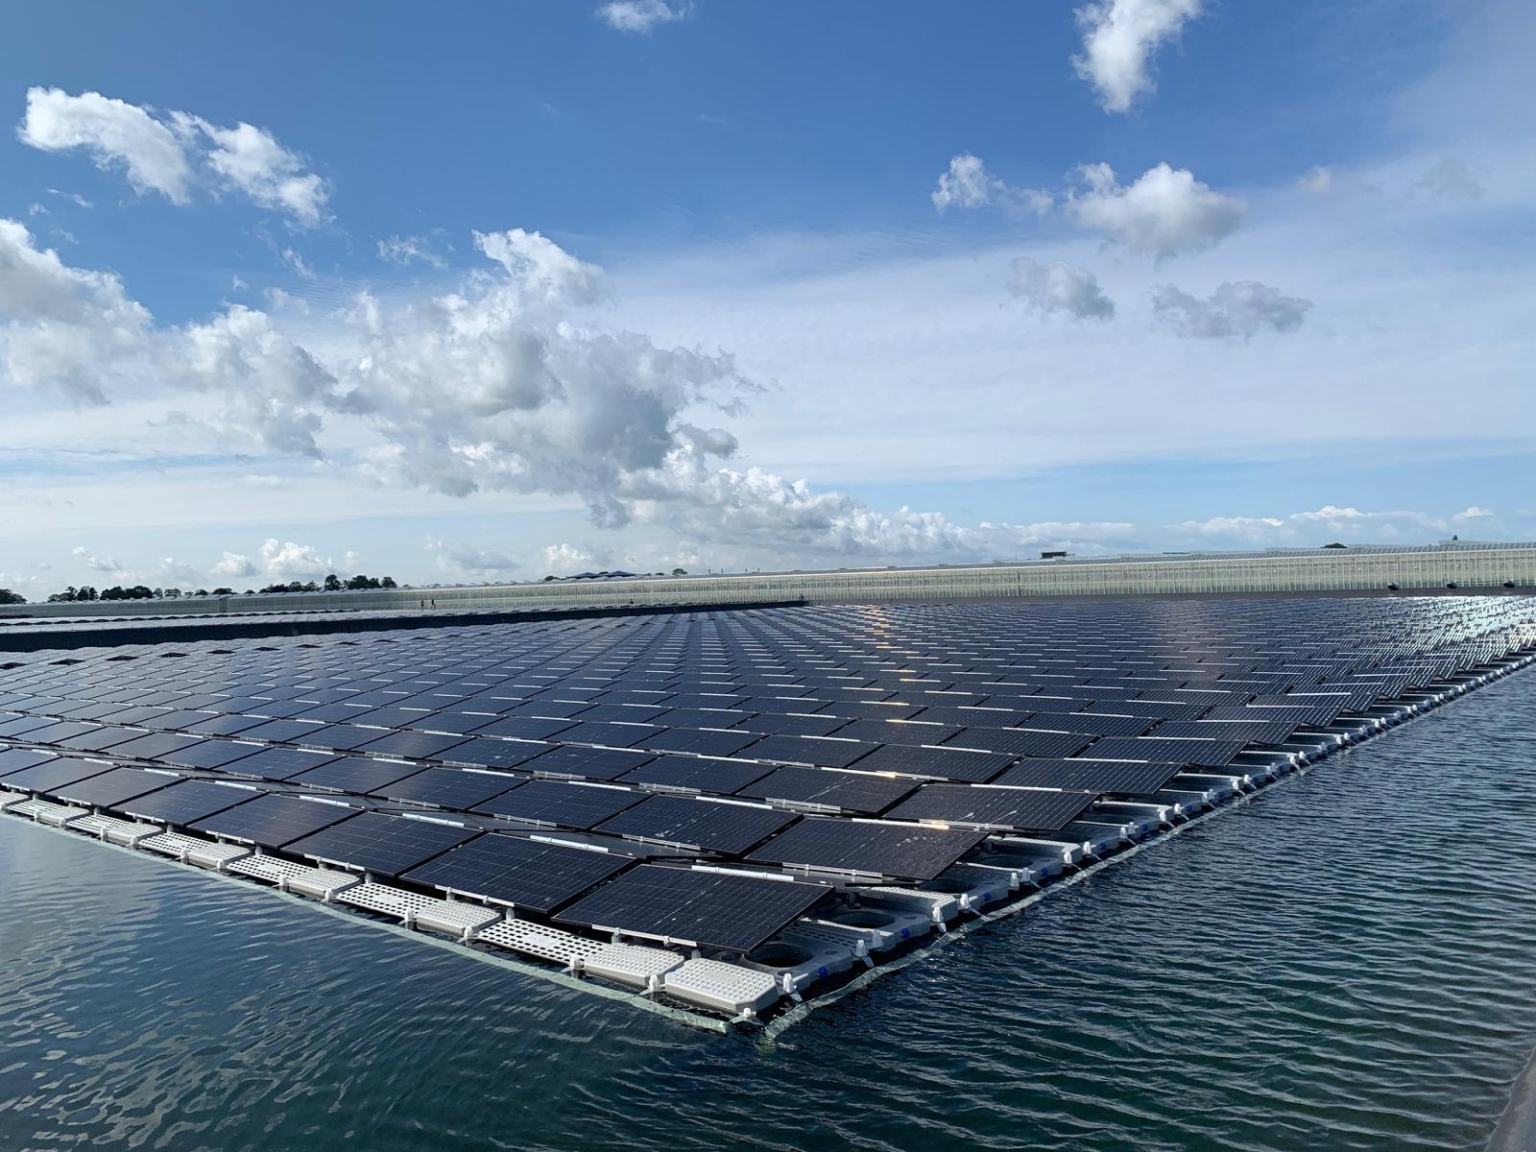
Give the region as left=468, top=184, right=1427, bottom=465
left=2, top=672, right=1534, bottom=1152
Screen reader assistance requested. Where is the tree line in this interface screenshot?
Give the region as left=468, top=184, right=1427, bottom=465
left=5, top=573, right=401, bottom=605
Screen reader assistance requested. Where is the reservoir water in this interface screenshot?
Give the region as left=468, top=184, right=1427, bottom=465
left=2, top=670, right=1533, bottom=1151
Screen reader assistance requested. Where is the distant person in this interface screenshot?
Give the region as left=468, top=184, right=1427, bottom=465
left=431, top=598, right=437, bottom=608
left=419, top=598, right=425, bottom=609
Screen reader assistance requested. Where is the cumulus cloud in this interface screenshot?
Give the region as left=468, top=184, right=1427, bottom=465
left=1073, top=0, right=1203, bottom=113
left=159, top=557, right=200, bottom=584
left=1152, top=280, right=1312, bottom=338
left=1453, top=505, right=1494, bottom=521
left=931, top=154, right=1052, bottom=215
left=541, top=543, right=596, bottom=573
left=598, top=0, right=687, bottom=34
left=1418, top=157, right=1484, bottom=201
left=0, top=219, right=155, bottom=405
left=71, top=545, right=123, bottom=573
left=259, top=538, right=333, bottom=579
left=17, top=88, right=329, bottom=226
left=1068, top=162, right=1244, bottom=260
left=212, top=551, right=258, bottom=578
left=378, top=235, right=446, bottom=268
left=1009, top=258, right=1115, bottom=321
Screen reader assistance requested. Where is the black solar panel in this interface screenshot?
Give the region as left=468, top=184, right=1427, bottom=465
left=633, top=728, right=761, bottom=757
left=519, top=744, right=652, bottom=781
left=287, top=757, right=425, bottom=795
left=291, top=724, right=387, bottom=752
left=746, top=817, right=987, bottom=881
left=102, top=731, right=204, bottom=762
left=737, top=735, right=874, bottom=769
left=471, top=780, right=642, bottom=830
left=46, top=766, right=179, bottom=809
left=620, top=755, right=775, bottom=795
left=941, top=728, right=1092, bottom=758
left=595, top=795, right=798, bottom=854
left=556, top=864, right=828, bottom=952
left=189, top=793, right=361, bottom=848
left=224, top=746, right=341, bottom=781
left=849, top=743, right=1014, bottom=783
left=733, top=766, right=920, bottom=815
left=0, top=756, right=115, bottom=794
left=0, top=747, right=58, bottom=776
left=355, top=730, right=468, bottom=761
left=1086, top=736, right=1247, bottom=767
left=734, top=712, right=847, bottom=737
left=438, top=738, right=552, bottom=771
left=118, top=779, right=261, bottom=825
left=237, top=719, right=330, bottom=744
left=285, top=812, right=479, bottom=877
left=990, top=758, right=1184, bottom=796
left=404, top=833, right=633, bottom=912
left=829, top=720, right=964, bottom=747
left=368, top=766, right=524, bottom=810
left=153, top=738, right=261, bottom=771
left=883, top=783, right=1094, bottom=833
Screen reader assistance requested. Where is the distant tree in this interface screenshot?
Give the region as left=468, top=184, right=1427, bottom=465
left=323, top=573, right=343, bottom=592
left=152, top=587, right=164, bottom=598
left=193, top=588, right=211, bottom=597
left=210, top=587, right=233, bottom=596
left=671, top=568, right=687, bottom=576
left=243, top=589, right=255, bottom=595
left=380, top=576, right=397, bottom=588
left=163, top=588, right=182, bottom=598
left=80, top=585, right=98, bottom=601
left=0, top=588, right=25, bottom=605
left=542, top=575, right=557, bottom=582
left=1322, top=542, right=1346, bottom=549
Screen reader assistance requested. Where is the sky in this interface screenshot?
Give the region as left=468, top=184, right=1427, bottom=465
left=1, top=0, right=1533, bottom=598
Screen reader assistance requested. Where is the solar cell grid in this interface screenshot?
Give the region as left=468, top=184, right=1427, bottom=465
left=883, top=783, right=1094, bottom=833
left=285, top=811, right=478, bottom=877
left=594, top=794, right=798, bottom=854
left=403, top=833, right=633, bottom=912
left=471, top=780, right=642, bottom=829
left=745, top=817, right=987, bottom=881
left=47, top=766, right=179, bottom=809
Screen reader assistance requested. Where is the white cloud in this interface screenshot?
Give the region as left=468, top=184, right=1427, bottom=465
left=378, top=235, right=445, bottom=268
left=1454, top=505, right=1494, bottom=521
left=258, top=538, right=333, bottom=579
left=71, top=544, right=123, bottom=573
left=1068, top=161, right=1244, bottom=260
left=1073, top=0, right=1203, bottom=113
left=195, top=119, right=329, bottom=226
left=242, top=473, right=285, bottom=487
left=17, top=89, right=328, bottom=226
left=47, top=189, right=93, bottom=209
left=212, top=551, right=258, bottom=578
left=1298, top=165, right=1334, bottom=194
left=264, top=287, right=309, bottom=313
left=0, top=218, right=156, bottom=405
left=1418, top=157, right=1485, bottom=201
left=541, top=542, right=595, bottom=573
left=159, top=557, right=200, bottom=584
left=279, top=248, right=316, bottom=279
left=1152, top=280, right=1312, bottom=338
left=931, top=154, right=1052, bottom=215
left=342, top=550, right=363, bottom=572
left=598, top=0, right=687, bottom=34
left=1009, top=258, right=1115, bottom=321
left=1174, top=505, right=1450, bottom=546
left=19, top=87, right=195, bottom=202
left=27, top=203, right=47, bottom=217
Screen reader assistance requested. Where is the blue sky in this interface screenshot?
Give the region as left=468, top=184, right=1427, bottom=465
left=1, top=0, right=1532, bottom=596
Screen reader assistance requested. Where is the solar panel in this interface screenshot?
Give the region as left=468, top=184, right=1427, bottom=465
left=556, top=864, right=829, bottom=952
left=0, top=756, right=116, bottom=794
left=438, top=738, right=553, bottom=771
left=595, top=795, right=798, bottom=854
left=883, top=783, right=1094, bottom=833
left=368, top=766, right=524, bottom=810
left=101, top=731, right=204, bottom=762
left=190, top=793, right=361, bottom=848
left=633, top=728, right=762, bottom=757
left=291, top=724, right=387, bottom=752
left=1041, top=713, right=1156, bottom=738
left=1086, top=736, right=1248, bottom=767
left=737, top=735, right=874, bottom=769
left=150, top=738, right=257, bottom=771
left=223, top=746, right=341, bottom=781
left=734, top=712, right=847, bottom=737
left=0, top=714, right=63, bottom=738
left=732, top=765, right=921, bottom=815
left=236, top=719, right=331, bottom=744
left=287, top=757, right=426, bottom=795
left=47, top=766, right=179, bottom=810
left=471, top=780, right=642, bottom=830
left=0, top=747, right=58, bottom=776
left=284, top=812, right=479, bottom=877
left=518, top=744, right=653, bottom=781
left=620, top=755, right=776, bottom=795
left=403, top=833, right=634, bottom=912
left=829, top=720, right=965, bottom=747
left=118, top=779, right=261, bottom=825
left=941, top=728, right=1092, bottom=758
left=848, top=743, right=1014, bottom=783
left=355, top=730, right=468, bottom=761
left=745, top=817, right=988, bottom=881
left=990, top=758, right=1184, bottom=796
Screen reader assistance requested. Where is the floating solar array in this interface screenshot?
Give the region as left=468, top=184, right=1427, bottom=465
left=1, top=595, right=1533, bottom=1022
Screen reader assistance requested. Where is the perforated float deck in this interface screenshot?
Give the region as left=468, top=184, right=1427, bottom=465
left=66, top=813, right=159, bottom=847
left=227, top=854, right=360, bottom=900
left=139, top=831, right=252, bottom=870
left=335, top=882, right=501, bottom=938
left=477, top=919, right=595, bottom=967
left=580, top=942, right=685, bottom=988
left=663, top=958, right=780, bottom=1017
left=9, top=799, right=88, bottom=827
left=853, top=886, right=963, bottom=924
